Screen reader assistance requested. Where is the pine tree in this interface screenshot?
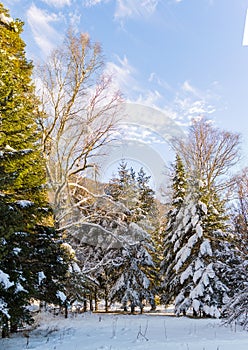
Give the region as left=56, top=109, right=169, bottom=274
left=67, top=177, right=132, bottom=311
left=109, top=222, right=155, bottom=313
left=135, top=167, right=157, bottom=221
left=0, top=4, right=68, bottom=335
left=106, top=161, right=138, bottom=214
left=161, top=154, right=187, bottom=306
left=161, top=172, right=230, bottom=317
left=105, top=163, right=156, bottom=312
left=135, top=167, right=161, bottom=308
left=222, top=171, right=248, bottom=328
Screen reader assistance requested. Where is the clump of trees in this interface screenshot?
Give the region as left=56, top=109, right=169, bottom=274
left=160, top=119, right=246, bottom=323
left=1, top=2, right=248, bottom=338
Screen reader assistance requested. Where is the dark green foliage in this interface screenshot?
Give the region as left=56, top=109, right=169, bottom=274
left=104, top=162, right=157, bottom=311
left=222, top=171, right=248, bottom=327
left=0, top=4, right=68, bottom=335
left=106, top=161, right=138, bottom=215
left=161, top=154, right=231, bottom=317
left=161, top=154, right=187, bottom=305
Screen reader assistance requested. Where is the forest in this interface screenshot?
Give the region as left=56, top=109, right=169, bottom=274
left=0, top=2, right=247, bottom=338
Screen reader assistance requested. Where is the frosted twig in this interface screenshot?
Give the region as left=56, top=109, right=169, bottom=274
left=136, top=321, right=149, bottom=341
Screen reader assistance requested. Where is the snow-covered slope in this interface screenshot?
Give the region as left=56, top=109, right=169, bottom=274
left=1, top=312, right=247, bottom=350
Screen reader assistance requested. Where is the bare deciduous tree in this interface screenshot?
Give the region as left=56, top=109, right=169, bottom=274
left=36, top=30, right=122, bottom=229
left=172, top=118, right=241, bottom=192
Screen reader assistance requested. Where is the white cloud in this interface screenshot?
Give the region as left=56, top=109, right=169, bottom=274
left=68, top=11, right=81, bottom=28
left=181, top=80, right=198, bottom=95
left=105, top=55, right=137, bottom=94
left=106, top=58, right=218, bottom=128
left=105, top=57, right=165, bottom=108
left=83, top=0, right=159, bottom=21
left=115, top=0, right=159, bottom=20
left=136, top=90, right=162, bottom=107
left=41, top=0, right=71, bottom=8
left=148, top=72, right=173, bottom=91
left=84, top=0, right=108, bottom=6
left=129, top=79, right=220, bottom=129
left=172, top=81, right=217, bottom=122
left=27, top=4, right=62, bottom=55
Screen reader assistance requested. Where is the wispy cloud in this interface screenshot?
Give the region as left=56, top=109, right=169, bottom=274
left=169, top=80, right=218, bottom=125
left=105, top=56, right=218, bottom=124
left=84, top=0, right=109, bottom=5
left=136, top=90, right=162, bottom=106
left=115, top=0, right=159, bottom=20
left=41, top=0, right=72, bottom=8
left=129, top=77, right=219, bottom=127
left=148, top=72, right=174, bottom=92
left=68, top=10, right=81, bottom=29
left=105, top=55, right=137, bottom=95
left=105, top=56, right=166, bottom=107
left=83, top=0, right=159, bottom=20
left=27, top=4, right=62, bottom=56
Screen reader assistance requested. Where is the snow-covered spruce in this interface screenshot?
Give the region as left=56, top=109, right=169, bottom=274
left=109, top=222, right=155, bottom=313
left=161, top=173, right=230, bottom=317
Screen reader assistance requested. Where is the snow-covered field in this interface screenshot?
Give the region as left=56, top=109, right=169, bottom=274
left=1, top=312, right=248, bottom=350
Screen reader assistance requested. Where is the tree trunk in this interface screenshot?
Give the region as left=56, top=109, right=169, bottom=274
left=193, top=309, right=198, bottom=317
left=10, top=322, right=18, bottom=333
left=64, top=301, right=68, bottom=319
left=89, top=295, right=93, bottom=312
left=83, top=293, right=87, bottom=312
left=104, top=288, right=109, bottom=312
left=94, top=288, right=98, bottom=311
left=2, top=316, right=9, bottom=338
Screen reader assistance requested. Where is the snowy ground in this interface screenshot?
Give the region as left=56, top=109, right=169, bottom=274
left=1, top=312, right=248, bottom=350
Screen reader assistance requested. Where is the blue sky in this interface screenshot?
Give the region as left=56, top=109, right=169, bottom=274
left=2, top=0, right=248, bottom=180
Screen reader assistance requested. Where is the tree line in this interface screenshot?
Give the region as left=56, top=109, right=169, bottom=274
left=0, top=2, right=247, bottom=337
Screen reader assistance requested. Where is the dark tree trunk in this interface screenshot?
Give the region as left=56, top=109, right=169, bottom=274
left=10, top=322, right=18, bottom=333
left=64, top=301, right=68, bottom=319
left=83, top=293, right=87, bottom=312
left=94, top=288, right=98, bottom=311
left=2, top=316, right=9, bottom=338
left=104, top=288, right=108, bottom=312
left=193, top=309, right=198, bottom=317
left=89, top=295, right=93, bottom=312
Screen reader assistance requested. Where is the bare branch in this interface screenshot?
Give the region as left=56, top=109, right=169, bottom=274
left=35, top=29, right=122, bottom=227
left=172, top=118, right=241, bottom=192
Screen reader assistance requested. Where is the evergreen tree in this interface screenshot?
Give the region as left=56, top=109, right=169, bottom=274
left=161, top=154, right=187, bottom=306
left=161, top=174, right=230, bottom=317
left=105, top=163, right=156, bottom=311
left=135, top=167, right=161, bottom=308
left=222, top=171, right=248, bottom=328
left=105, top=161, right=138, bottom=214
left=68, top=177, right=132, bottom=311
left=135, top=167, right=157, bottom=221
left=109, top=222, right=155, bottom=313
left=0, top=4, right=68, bottom=335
